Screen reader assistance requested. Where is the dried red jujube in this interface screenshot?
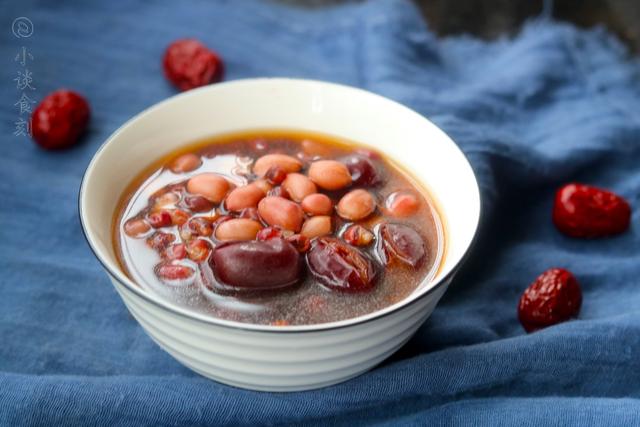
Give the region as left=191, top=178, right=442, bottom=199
left=31, top=89, right=90, bottom=150
left=377, top=223, right=426, bottom=268
left=553, top=183, right=631, bottom=238
left=518, top=268, right=582, bottom=333
left=340, top=154, right=381, bottom=187
left=306, top=237, right=378, bottom=292
left=163, top=39, right=224, bottom=91
left=210, top=238, right=302, bottom=291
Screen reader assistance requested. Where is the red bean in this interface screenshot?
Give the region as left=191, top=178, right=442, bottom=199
left=168, top=209, right=190, bottom=226
left=186, top=239, right=212, bottom=262
left=147, top=211, right=172, bottom=228
left=341, top=155, right=381, bottom=187
left=180, top=217, right=213, bottom=240
left=182, top=195, right=214, bottom=212
left=155, top=263, right=195, bottom=283
left=146, top=232, right=176, bottom=251
left=162, top=243, right=187, bottom=260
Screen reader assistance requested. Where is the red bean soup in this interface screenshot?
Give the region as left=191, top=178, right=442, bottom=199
left=114, top=131, right=445, bottom=326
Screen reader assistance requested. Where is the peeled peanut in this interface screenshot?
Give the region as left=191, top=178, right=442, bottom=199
left=170, top=153, right=202, bottom=173
left=337, top=189, right=375, bottom=220
left=301, top=216, right=332, bottom=238
left=301, top=139, right=332, bottom=157
left=258, top=196, right=304, bottom=232
left=187, top=173, right=230, bottom=203
left=385, top=191, right=420, bottom=217
left=225, top=184, right=266, bottom=212
left=301, top=193, right=333, bottom=216
left=308, top=160, right=352, bottom=190
left=253, top=154, right=302, bottom=177
left=215, top=219, right=262, bottom=241
left=282, top=173, right=317, bottom=202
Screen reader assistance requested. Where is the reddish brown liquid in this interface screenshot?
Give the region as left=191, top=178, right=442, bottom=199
left=114, top=130, right=444, bottom=325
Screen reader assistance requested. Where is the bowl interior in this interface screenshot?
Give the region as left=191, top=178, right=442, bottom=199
left=80, top=78, right=480, bottom=330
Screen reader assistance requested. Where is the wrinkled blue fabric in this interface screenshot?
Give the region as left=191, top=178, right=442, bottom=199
left=1, top=0, right=639, bottom=425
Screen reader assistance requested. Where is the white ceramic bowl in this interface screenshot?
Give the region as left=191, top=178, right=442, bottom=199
left=80, top=78, right=480, bottom=392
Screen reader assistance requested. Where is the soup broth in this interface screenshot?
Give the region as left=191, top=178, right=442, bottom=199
left=114, top=130, right=444, bottom=325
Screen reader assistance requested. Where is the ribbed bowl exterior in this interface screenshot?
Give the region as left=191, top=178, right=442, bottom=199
left=111, top=274, right=452, bottom=391
left=80, top=79, right=480, bottom=392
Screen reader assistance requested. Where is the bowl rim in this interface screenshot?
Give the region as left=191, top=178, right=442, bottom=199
left=79, top=77, right=481, bottom=334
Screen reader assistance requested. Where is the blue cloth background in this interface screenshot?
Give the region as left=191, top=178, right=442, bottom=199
left=1, top=0, right=639, bottom=425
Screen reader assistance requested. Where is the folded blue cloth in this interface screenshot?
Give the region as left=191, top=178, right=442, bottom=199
left=1, top=0, right=639, bottom=425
